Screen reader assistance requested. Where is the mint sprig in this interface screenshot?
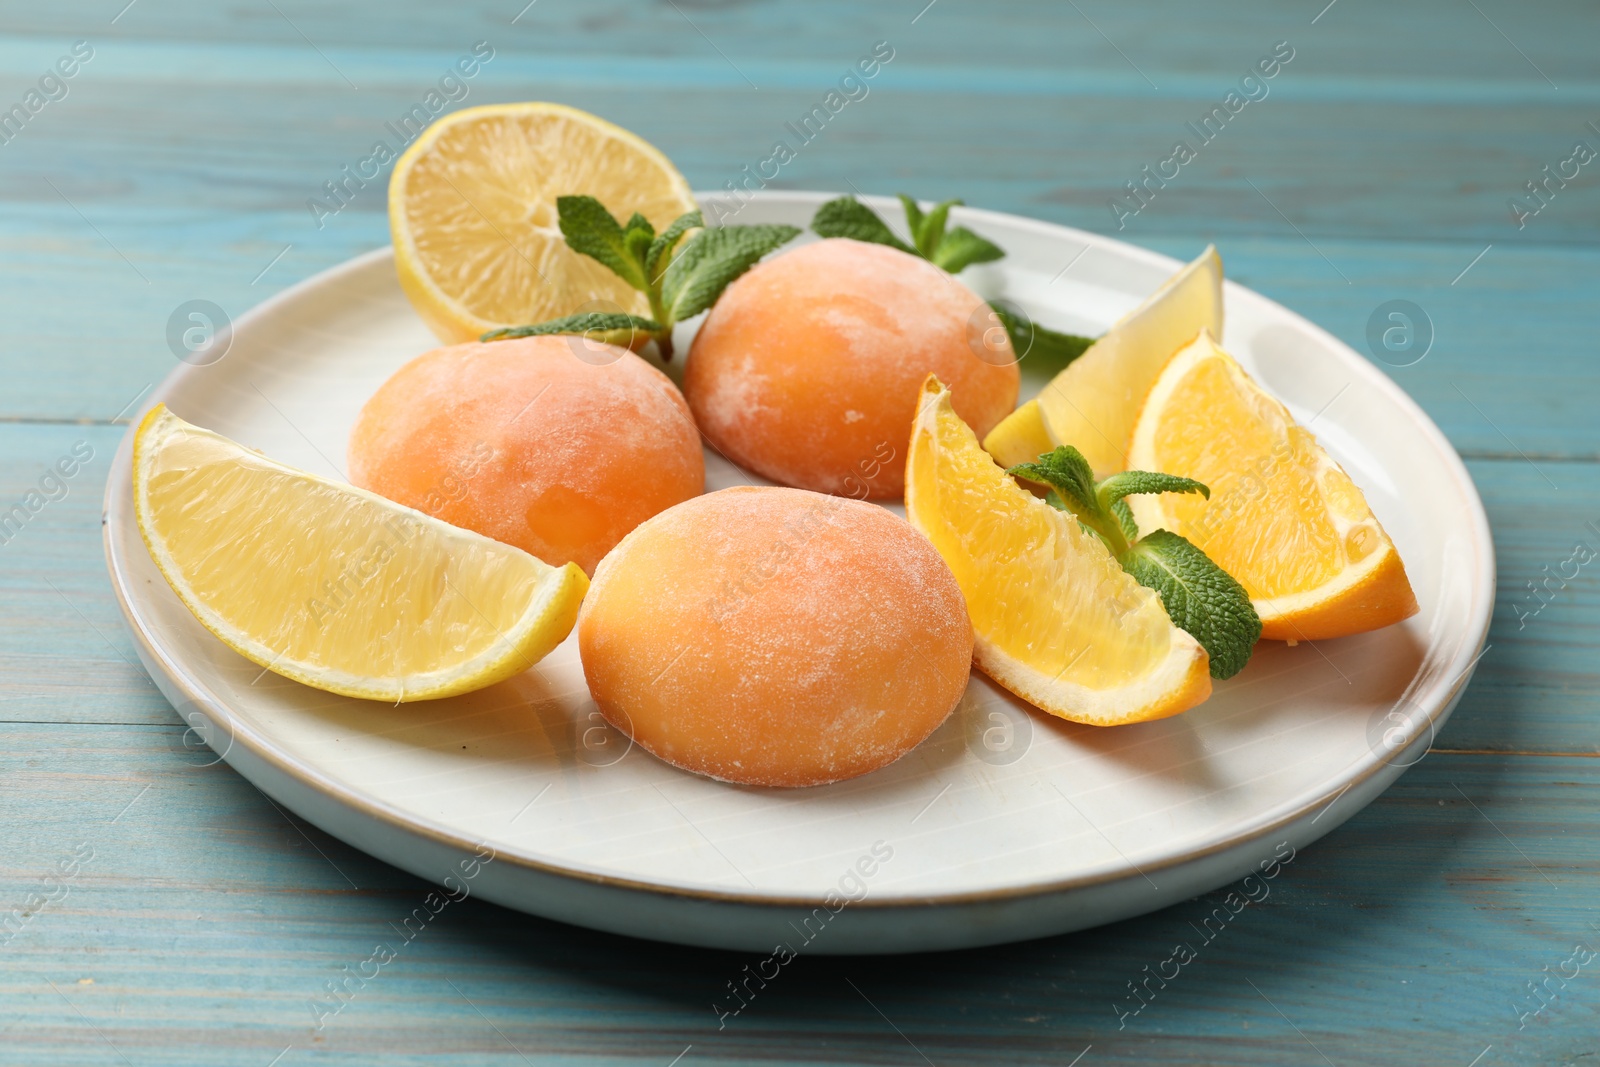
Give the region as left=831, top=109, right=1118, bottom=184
left=557, top=198, right=653, bottom=292
left=645, top=211, right=702, bottom=280
left=482, top=311, right=662, bottom=350
left=1120, top=532, right=1261, bottom=681
left=659, top=225, right=799, bottom=322
left=810, top=196, right=914, bottom=254
left=1008, top=446, right=1261, bottom=679
left=484, top=196, right=799, bottom=359
left=988, top=304, right=1095, bottom=375
left=811, top=194, right=1095, bottom=366
left=896, top=194, right=1003, bottom=272
left=933, top=225, right=1008, bottom=275
left=812, top=194, right=1004, bottom=272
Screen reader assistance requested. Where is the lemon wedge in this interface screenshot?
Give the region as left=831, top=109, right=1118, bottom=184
left=1127, top=331, right=1418, bottom=641
left=907, top=377, right=1211, bottom=725
left=985, top=245, right=1222, bottom=478
left=389, top=102, right=698, bottom=343
left=133, top=405, right=587, bottom=701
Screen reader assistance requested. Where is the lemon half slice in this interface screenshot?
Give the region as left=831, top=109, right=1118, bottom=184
left=390, top=102, right=698, bottom=343
left=1128, top=331, right=1418, bottom=641
left=134, top=405, right=587, bottom=701
left=907, top=377, right=1211, bottom=726
left=985, top=246, right=1223, bottom=477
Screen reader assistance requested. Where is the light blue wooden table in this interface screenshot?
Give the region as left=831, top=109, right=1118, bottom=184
left=3, top=1, right=1597, bottom=1063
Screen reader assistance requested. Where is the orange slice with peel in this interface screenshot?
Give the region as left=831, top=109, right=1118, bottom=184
left=1126, top=331, right=1418, bottom=641
left=906, top=376, right=1211, bottom=726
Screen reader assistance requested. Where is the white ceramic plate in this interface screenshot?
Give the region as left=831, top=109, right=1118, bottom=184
left=103, top=192, right=1493, bottom=954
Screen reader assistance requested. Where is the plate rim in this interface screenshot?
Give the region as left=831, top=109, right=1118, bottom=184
left=102, top=190, right=1496, bottom=910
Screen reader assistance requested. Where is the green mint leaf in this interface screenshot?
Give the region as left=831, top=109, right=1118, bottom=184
left=1007, top=447, right=1100, bottom=519
left=1011, top=445, right=1254, bottom=678
left=660, top=224, right=801, bottom=322
left=1119, top=530, right=1261, bottom=679
left=1097, top=471, right=1209, bottom=515
left=481, top=312, right=664, bottom=351
left=897, top=194, right=925, bottom=242
left=1025, top=323, right=1096, bottom=371
left=623, top=212, right=655, bottom=268
left=814, top=194, right=1006, bottom=274
left=934, top=226, right=1006, bottom=273
left=1039, top=481, right=1126, bottom=554
left=809, top=196, right=915, bottom=254
left=915, top=198, right=959, bottom=260
left=1111, top=498, right=1138, bottom=542
left=989, top=303, right=1096, bottom=375
left=556, top=196, right=650, bottom=292
left=645, top=209, right=703, bottom=281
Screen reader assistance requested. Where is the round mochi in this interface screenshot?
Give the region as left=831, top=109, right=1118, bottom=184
left=348, top=336, right=703, bottom=576
left=578, top=486, right=974, bottom=787
left=683, top=237, right=1019, bottom=499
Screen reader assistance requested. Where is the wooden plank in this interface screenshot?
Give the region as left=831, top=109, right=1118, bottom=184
left=0, top=424, right=176, bottom=727
left=0, top=723, right=1594, bottom=1064
left=1444, top=458, right=1600, bottom=755
left=0, top=47, right=1593, bottom=246
left=4, top=0, right=1597, bottom=95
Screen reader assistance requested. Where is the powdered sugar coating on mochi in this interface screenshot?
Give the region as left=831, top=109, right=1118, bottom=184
left=348, top=336, right=703, bottom=575
left=577, top=486, right=975, bottom=788
left=683, top=238, right=1019, bottom=499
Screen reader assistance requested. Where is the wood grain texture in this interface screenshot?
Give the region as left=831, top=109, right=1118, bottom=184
left=0, top=0, right=1595, bottom=1063
left=1, top=724, right=1594, bottom=1065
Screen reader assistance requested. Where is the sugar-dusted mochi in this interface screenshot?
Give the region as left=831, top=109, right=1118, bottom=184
left=578, top=486, right=974, bottom=787
left=348, top=336, right=703, bottom=576
left=683, top=238, right=1018, bottom=499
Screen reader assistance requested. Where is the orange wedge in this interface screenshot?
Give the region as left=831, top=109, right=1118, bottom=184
left=1126, top=331, right=1418, bottom=641
left=906, top=376, right=1211, bottom=726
